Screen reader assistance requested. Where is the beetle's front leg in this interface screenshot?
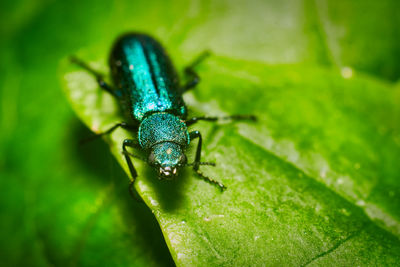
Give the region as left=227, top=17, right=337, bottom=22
left=122, top=139, right=143, bottom=201
left=189, top=130, right=226, bottom=191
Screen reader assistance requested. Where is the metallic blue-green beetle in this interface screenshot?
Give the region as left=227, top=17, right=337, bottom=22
left=72, top=33, right=255, bottom=191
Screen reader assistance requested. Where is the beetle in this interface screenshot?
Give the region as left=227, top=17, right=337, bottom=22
left=71, top=33, right=255, bottom=192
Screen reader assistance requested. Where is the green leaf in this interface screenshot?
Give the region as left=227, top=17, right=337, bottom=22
left=2, top=0, right=400, bottom=266
left=61, top=53, right=400, bottom=265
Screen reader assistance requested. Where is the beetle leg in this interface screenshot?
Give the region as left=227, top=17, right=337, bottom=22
left=186, top=114, right=256, bottom=127
left=123, top=139, right=143, bottom=202
left=181, top=51, right=211, bottom=92
left=189, top=131, right=226, bottom=191
left=70, top=56, right=116, bottom=96
left=80, top=122, right=138, bottom=144
left=123, top=139, right=139, bottom=181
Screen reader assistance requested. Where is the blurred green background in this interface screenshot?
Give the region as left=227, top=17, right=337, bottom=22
left=1, top=0, right=400, bottom=266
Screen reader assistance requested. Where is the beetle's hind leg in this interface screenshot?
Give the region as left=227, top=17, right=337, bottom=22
left=181, top=51, right=211, bottom=93
left=70, top=56, right=116, bottom=96
left=189, top=130, right=226, bottom=191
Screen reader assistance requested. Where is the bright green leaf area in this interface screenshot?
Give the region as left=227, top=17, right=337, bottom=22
left=1, top=0, right=400, bottom=266
left=62, top=55, right=400, bottom=266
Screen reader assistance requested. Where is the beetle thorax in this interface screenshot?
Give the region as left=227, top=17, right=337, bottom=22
left=138, top=112, right=189, bottom=149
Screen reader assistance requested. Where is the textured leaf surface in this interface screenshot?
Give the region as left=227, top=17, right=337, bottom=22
left=1, top=0, right=400, bottom=266
left=62, top=55, right=400, bottom=265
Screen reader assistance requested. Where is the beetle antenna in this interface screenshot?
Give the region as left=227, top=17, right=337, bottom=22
left=185, top=162, right=216, bottom=167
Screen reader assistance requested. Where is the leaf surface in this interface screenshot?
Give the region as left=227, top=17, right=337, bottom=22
left=62, top=56, right=400, bottom=265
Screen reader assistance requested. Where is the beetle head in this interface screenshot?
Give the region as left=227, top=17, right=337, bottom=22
left=148, top=142, right=187, bottom=180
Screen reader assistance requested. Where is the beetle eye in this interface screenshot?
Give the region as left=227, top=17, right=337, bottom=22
left=148, top=151, right=156, bottom=165
left=178, top=154, right=187, bottom=166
